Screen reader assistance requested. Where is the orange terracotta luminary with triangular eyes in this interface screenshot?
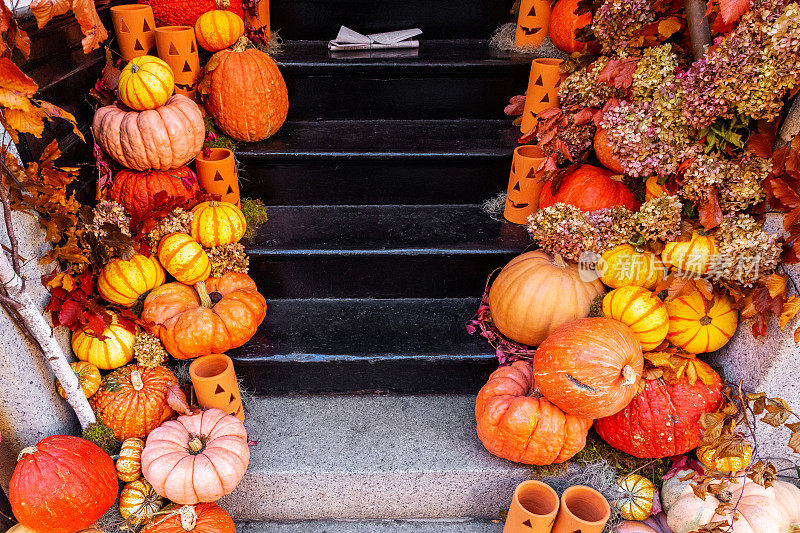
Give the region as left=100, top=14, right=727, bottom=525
left=520, top=58, right=565, bottom=133
left=154, top=26, right=202, bottom=102
left=515, top=0, right=552, bottom=48
left=111, top=5, right=157, bottom=61
left=504, top=145, right=547, bottom=224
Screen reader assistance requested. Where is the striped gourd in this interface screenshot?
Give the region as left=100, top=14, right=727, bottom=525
left=190, top=200, right=247, bottom=247
left=157, top=233, right=211, bottom=285
left=71, top=317, right=135, bottom=370
left=98, top=253, right=165, bottom=307
left=603, top=286, right=669, bottom=351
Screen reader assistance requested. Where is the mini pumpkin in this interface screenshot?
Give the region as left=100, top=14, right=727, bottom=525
left=118, top=55, right=175, bottom=111
left=599, top=244, right=664, bottom=290
left=71, top=316, right=136, bottom=370
left=190, top=201, right=247, bottom=247
left=119, top=478, right=164, bottom=526
left=56, top=361, right=101, bottom=399
left=665, top=289, right=738, bottom=354
left=549, top=0, right=592, bottom=53
left=117, top=437, right=145, bottom=482
left=98, top=251, right=166, bottom=307
left=603, top=286, right=669, bottom=351
left=89, top=365, right=178, bottom=440
left=616, top=474, right=655, bottom=521
left=139, top=0, right=244, bottom=26
left=142, top=408, right=250, bottom=504
left=158, top=232, right=212, bottom=285
left=195, top=10, right=245, bottom=52
left=142, top=272, right=267, bottom=359
left=697, top=444, right=753, bottom=472
left=661, top=232, right=718, bottom=276
left=141, top=503, right=236, bottom=533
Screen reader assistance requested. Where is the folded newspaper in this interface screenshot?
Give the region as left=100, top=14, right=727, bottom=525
left=328, top=26, right=423, bottom=51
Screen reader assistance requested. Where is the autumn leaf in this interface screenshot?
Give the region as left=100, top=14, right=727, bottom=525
left=762, top=398, right=793, bottom=427
left=30, top=0, right=107, bottom=53
left=657, top=16, right=682, bottom=39
left=38, top=100, right=84, bottom=142
left=29, top=0, right=71, bottom=28
left=789, top=429, right=800, bottom=455
left=0, top=2, right=31, bottom=58
left=763, top=273, right=788, bottom=299
left=504, top=94, right=526, bottom=116
left=699, top=187, right=724, bottom=230
left=0, top=58, right=37, bottom=111
left=166, top=384, right=193, bottom=415
left=718, top=0, right=752, bottom=24
left=597, top=58, right=640, bottom=90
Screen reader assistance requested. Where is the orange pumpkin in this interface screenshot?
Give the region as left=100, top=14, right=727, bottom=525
left=142, top=272, right=267, bottom=359
left=549, top=0, right=592, bottom=53
left=532, top=317, right=643, bottom=418
left=645, top=176, right=669, bottom=200
left=661, top=232, right=718, bottom=276
left=158, top=233, right=211, bottom=285
left=488, top=251, right=606, bottom=346
left=56, top=361, right=101, bottom=399
left=89, top=365, right=178, bottom=440
left=665, top=289, right=738, bottom=353
left=190, top=200, right=247, bottom=247
left=98, top=252, right=166, bottom=307
left=195, top=10, right=245, bottom=52
left=475, top=361, right=593, bottom=465
left=602, top=286, right=669, bottom=351
left=594, top=126, right=625, bottom=174
left=108, top=166, right=199, bottom=221
left=141, top=503, right=236, bottom=533
left=117, top=55, right=175, bottom=111
left=204, top=38, right=288, bottom=142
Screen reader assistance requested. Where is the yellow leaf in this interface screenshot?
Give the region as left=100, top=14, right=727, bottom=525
left=0, top=58, right=38, bottom=111
left=763, top=273, right=788, bottom=299
left=72, top=0, right=108, bottom=53
left=644, top=351, right=672, bottom=368
left=38, top=101, right=85, bottom=142
left=781, top=296, right=800, bottom=329
left=47, top=272, right=75, bottom=292
left=658, top=16, right=682, bottom=39
left=3, top=107, right=45, bottom=138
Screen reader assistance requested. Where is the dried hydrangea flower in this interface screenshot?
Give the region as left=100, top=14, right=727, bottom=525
left=592, top=0, right=655, bottom=54
left=632, top=44, right=678, bottom=101
left=207, top=243, right=250, bottom=277
left=711, top=213, right=781, bottom=285
left=147, top=207, right=193, bottom=251
left=134, top=332, right=168, bottom=368
left=679, top=152, right=770, bottom=213
left=634, top=195, right=682, bottom=242
left=560, top=57, right=624, bottom=108
left=90, top=200, right=131, bottom=238
left=527, top=203, right=600, bottom=262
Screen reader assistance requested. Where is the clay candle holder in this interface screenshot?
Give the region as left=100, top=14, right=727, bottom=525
left=520, top=58, right=564, bottom=133
left=551, top=485, right=610, bottom=533
left=195, top=148, right=241, bottom=206
left=515, top=0, right=551, bottom=48
left=504, top=145, right=547, bottom=225
left=244, top=0, right=271, bottom=41
left=155, top=26, right=202, bottom=101
left=111, top=4, right=157, bottom=61
left=189, top=354, right=245, bottom=421
left=504, top=480, right=559, bottom=533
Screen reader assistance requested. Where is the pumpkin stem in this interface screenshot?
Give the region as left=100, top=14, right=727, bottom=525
left=552, top=254, right=567, bottom=269
left=232, top=36, right=252, bottom=52
left=610, top=174, right=625, bottom=183
left=178, top=505, right=198, bottom=531
left=209, top=200, right=220, bottom=207
left=216, top=0, right=231, bottom=8
left=187, top=434, right=206, bottom=454
left=130, top=63, right=140, bottom=74
left=121, top=245, right=137, bottom=262
left=17, top=445, right=37, bottom=461
left=621, top=364, right=638, bottom=386
left=130, top=370, right=145, bottom=391
left=195, top=280, right=213, bottom=308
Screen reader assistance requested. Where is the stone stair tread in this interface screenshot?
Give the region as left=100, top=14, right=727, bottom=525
left=235, top=119, right=520, bottom=159
left=237, top=519, right=501, bottom=532
left=220, top=394, right=530, bottom=520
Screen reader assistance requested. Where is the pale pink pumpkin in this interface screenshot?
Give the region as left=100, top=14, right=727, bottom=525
left=141, top=408, right=250, bottom=504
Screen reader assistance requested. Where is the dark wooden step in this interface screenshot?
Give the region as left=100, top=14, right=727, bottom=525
left=229, top=297, right=497, bottom=394
left=274, top=40, right=530, bottom=120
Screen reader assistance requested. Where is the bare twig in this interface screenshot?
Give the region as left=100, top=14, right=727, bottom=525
left=0, top=181, right=22, bottom=282
left=685, top=0, right=713, bottom=60
left=776, top=95, right=800, bottom=149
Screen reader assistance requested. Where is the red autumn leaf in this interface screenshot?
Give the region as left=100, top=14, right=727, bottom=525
left=504, top=94, right=526, bottom=116
left=166, top=384, right=194, bottom=415
left=83, top=309, right=107, bottom=338
left=0, top=2, right=31, bottom=58
left=597, top=58, right=640, bottom=90
left=765, top=176, right=800, bottom=210
left=58, top=299, right=81, bottom=328
left=573, top=107, right=594, bottom=125
left=748, top=132, right=774, bottom=158
left=699, top=187, right=724, bottom=230
left=719, top=0, right=752, bottom=24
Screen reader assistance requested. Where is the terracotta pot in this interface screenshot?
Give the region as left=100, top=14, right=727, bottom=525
left=189, top=353, right=245, bottom=421
left=504, top=145, right=547, bottom=224
left=244, top=0, right=271, bottom=42
left=111, top=4, right=157, bottom=61
left=515, top=0, right=551, bottom=47
left=195, top=148, right=240, bottom=206
left=504, top=480, right=559, bottom=533
left=155, top=26, right=202, bottom=101
left=520, top=58, right=564, bottom=133
left=552, top=485, right=611, bottom=533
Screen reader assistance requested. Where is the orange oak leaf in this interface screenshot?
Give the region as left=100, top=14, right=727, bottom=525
left=30, top=0, right=107, bottom=53
left=38, top=100, right=84, bottom=142
left=0, top=2, right=31, bottom=59
left=719, top=0, right=752, bottom=24
left=29, top=0, right=71, bottom=28
left=657, top=16, right=682, bottom=39
left=763, top=273, right=788, bottom=299
left=781, top=295, right=800, bottom=329
left=0, top=57, right=37, bottom=110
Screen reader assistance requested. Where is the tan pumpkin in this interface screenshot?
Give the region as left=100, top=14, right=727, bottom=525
left=697, top=444, right=753, bottom=472
left=661, top=232, right=718, bottom=276
left=195, top=10, right=245, bottom=52
left=665, top=289, right=738, bottom=353
left=616, top=474, right=655, bottom=521
left=602, top=286, right=669, bottom=351
left=119, top=478, right=164, bottom=526
left=488, top=251, right=606, bottom=346
left=71, top=317, right=136, bottom=370
left=117, top=55, right=175, bottom=111
left=98, top=251, right=166, bottom=307
left=158, top=233, right=211, bottom=285
left=190, top=201, right=247, bottom=247
left=117, top=437, right=145, bottom=482
left=92, top=94, right=205, bottom=171
left=599, top=244, right=664, bottom=290
left=55, top=361, right=101, bottom=399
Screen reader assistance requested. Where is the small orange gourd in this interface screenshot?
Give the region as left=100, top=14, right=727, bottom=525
left=71, top=317, right=135, bottom=370
left=696, top=444, right=752, bottom=472
left=195, top=10, right=245, bottom=52
left=190, top=201, right=247, bottom=247
left=661, top=232, right=718, bottom=276
left=56, top=361, right=102, bottom=399
left=117, top=55, right=175, bottom=111
left=98, top=252, right=165, bottom=307
left=119, top=478, right=164, bottom=526
left=665, top=289, right=738, bottom=353
left=117, top=437, right=145, bottom=482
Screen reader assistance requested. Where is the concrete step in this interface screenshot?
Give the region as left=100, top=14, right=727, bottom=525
left=236, top=520, right=501, bottom=532
left=220, top=394, right=531, bottom=521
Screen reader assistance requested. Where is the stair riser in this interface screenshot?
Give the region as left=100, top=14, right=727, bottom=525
left=271, top=0, right=515, bottom=40
left=248, top=253, right=514, bottom=298
left=239, top=158, right=511, bottom=205
left=284, top=75, right=527, bottom=120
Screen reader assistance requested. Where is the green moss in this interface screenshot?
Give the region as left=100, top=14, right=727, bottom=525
left=589, top=293, right=606, bottom=318
left=82, top=417, right=120, bottom=456
left=240, top=197, right=269, bottom=241
left=203, top=115, right=237, bottom=152
left=574, top=431, right=671, bottom=488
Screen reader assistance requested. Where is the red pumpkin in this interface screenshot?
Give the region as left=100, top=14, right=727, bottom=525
left=109, top=167, right=199, bottom=221
left=595, top=359, right=724, bottom=458
left=539, top=164, right=637, bottom=212
left=549, top=0, right=592, bottom=53
left=595, top=127, right=625, bottom=174
left=9, top=435, right=117, bottom=533
left=138, top=0, right=244, bottom=26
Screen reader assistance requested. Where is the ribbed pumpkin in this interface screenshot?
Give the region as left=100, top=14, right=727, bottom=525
left=139, top=0, right=244, bottom=26
left=119, top=479, right=164, bottom=526
left=55, top=361, right=101, bottom=399
left=141, top=503, right=236, bottom=533
left=98, top=252, right=166, bottom=307
left=665, top=289, right=738, bottom=353
left=92, top=94, right=205, bottom=171
left=594, top=358, right=723, bottom=457
left=599, top=245, right=664, bottom=290
left=645, top=176, right=669, bottom=200
left=538, top=164, right=638, bottom=212
left=488, top=251, right=605, bottom=347
left=661, top=232, right=718, bottom=276
left=71, top=317, right=135, bottom=370
left=549, top=0, right=592, bottom=53
left=697, top=444, right=752, bottom=472
left=195, top=10, right=245, bottom=51
left=475, top=361, right=593, bottom=465
left=616, top=474, right=655, bottom=521
left=532, top=317, right=643, bottom=418
left=117, top=437, right=146, bottom=482
left=141, top=409, right=250, bottom=504
left=108, top=166, right=199, bottom=221
left=190, top=201, right=247, bottom=247
left=602, top=286, right=669, bottom=351
left=89, top=365, right=178, bottom=440
left=204, top=37, right=288, bottom=142
left=158, top=233, right=211, bottom=285
left=118, top=55, right=175, bottom=111
left=9, top=435, right=117, bottom=533
left=142, top=272, right=267, bottom=359
left=594, top=126, right=625, bottom=174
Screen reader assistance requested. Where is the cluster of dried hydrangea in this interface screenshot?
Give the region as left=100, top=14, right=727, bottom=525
left=207, top=243, right=250, bottom=277
left=146, top=207, right=193, bottom=250
left=591, top=0, right=655, bottom=54
left=680, top=152, right=771, bottom=213
left=631, top=44, right=678, bottom=101
left=90, top=200, right=131, bottom=238
left=560, top=58, right=624, bottom=108
left=712, top=213, right=781, bottom=286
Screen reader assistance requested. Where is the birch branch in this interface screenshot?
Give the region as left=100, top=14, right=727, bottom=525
left=776, top=95, right=800, bottom=148
left=685, top=0, right=713, bottom=60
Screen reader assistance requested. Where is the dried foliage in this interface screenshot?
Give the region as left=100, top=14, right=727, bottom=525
left=29, top=0, right=107, bottom=53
